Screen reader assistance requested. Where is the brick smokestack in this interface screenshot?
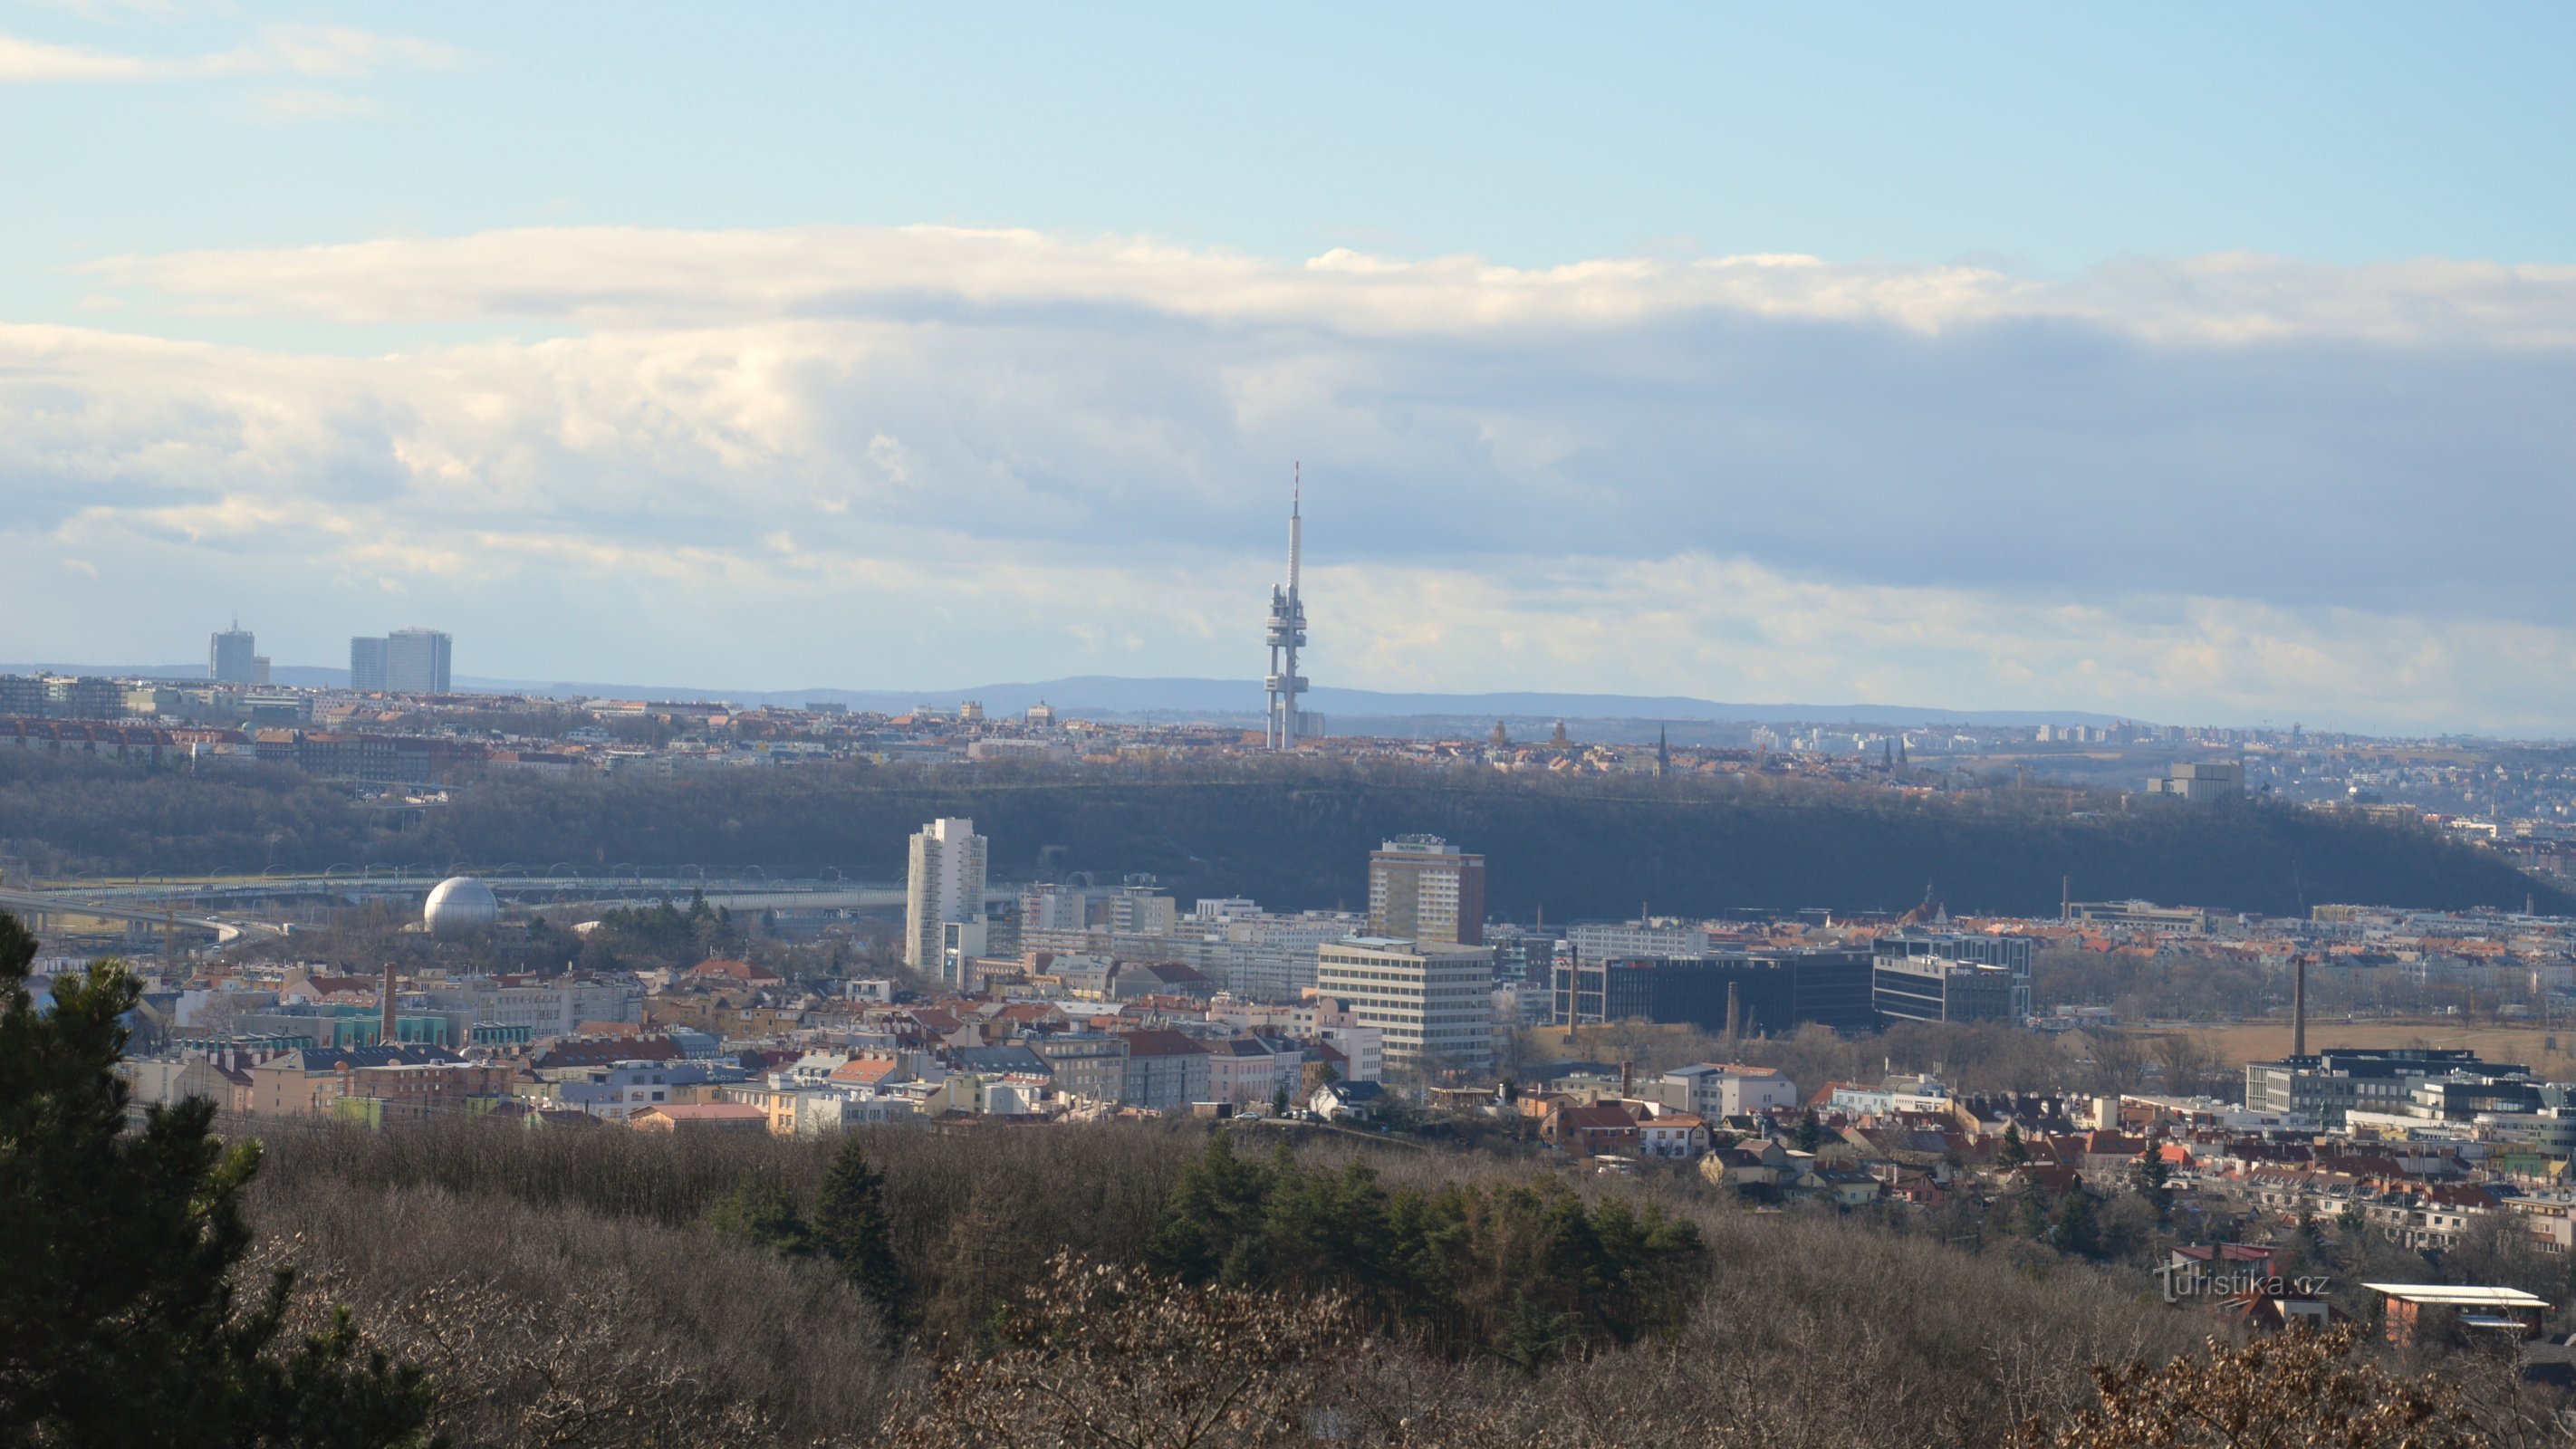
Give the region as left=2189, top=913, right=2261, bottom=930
left=381, top=962, right=399, bottom=1045
left=2292, top=954, right=2308, bottom=1060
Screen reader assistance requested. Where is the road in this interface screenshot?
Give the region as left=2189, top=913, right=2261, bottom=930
left=0, top=888, right=287, bottom=944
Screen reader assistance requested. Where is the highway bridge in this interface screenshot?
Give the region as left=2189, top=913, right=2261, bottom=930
left=0, top=888, right=289, bottom=945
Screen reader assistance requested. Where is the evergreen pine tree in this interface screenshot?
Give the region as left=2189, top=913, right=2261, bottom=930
left=1793, top=1108, right=1825, bottom=1153
left=2130, top=1150, right=2173, bottom=1219
left=812, top=1137, right=908, bottom=1339
left=2055, top=1190, right=2102, bottom=1258
left=1490, top=1291, right=1578, bottom=1377
left=704, top=1176, right=813, bottom=1258
left=1996, top=1123, right=2030, bottom=1169
left=0, top=910, right=436, bottom=1447
left=2011, top=1186, right=2052, bottom=1242
left=1145, top=1135, right=1272, bottom=1283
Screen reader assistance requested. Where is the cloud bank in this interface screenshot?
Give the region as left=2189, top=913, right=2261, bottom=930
left=10, top=226, right=2576, bottom=733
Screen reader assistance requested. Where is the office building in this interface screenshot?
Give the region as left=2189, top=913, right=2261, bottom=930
left=1484, top=922, right=1560, bottom=986
left=2065, top=899, right=2214, bottom=933
left=350, top=636, right=389, bottom=692
left=1018, top=884, right=1089, bottom=933
left=384, top=628, right=453, bottom=695
left=2152, top=760, right=2244, bottom=801
left=1566, top=918, right=1705, bottom=962
left=2244, top=1049, right=2523, bottom=1130
left=1316, top=936, right=1495, bottom=1076
left=208, top=624, right=257, bottom=684
left=1870, top=932, right=2033, bottom=1025
left=939, top=919, right=989, bottom=989
left=1367, top=835, right=1485, bottom=946
left=1553, top=950, right=1877, bottom=1034
left=906, top=817, right=987, bottom=983
left=1106, top=884, right=1177, bottom=936
left=1213, top=909, right=1362, bottom=1000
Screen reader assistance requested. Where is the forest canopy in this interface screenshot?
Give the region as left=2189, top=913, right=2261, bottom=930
left=0, top=751, right=2556, bottom=920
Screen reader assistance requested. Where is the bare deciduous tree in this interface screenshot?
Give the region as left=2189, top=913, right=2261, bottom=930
left=899, top=1254, right=1362, bottom=1449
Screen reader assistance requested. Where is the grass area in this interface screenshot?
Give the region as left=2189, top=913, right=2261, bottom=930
left=2158, top=1018, right=2576, bottom=1074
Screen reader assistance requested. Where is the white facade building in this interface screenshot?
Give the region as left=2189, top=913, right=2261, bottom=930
left=1316, top=937, right=1495, bottom=1077
left=1567, top=919, right=1707, bottom=962
left=906, top=817, right=987, bottom=982
left=1317, top=1023, right=1384, bottom=1083
left=1018, top=884, right=1089, bottom=932
left=384, top=627, right=453, bottom=695
left=1664, top=1063, right=1800, bottom=1119
left=1218, top=910, right=1362, bottom=1000
left=422, top=976, right=642, bottom=1041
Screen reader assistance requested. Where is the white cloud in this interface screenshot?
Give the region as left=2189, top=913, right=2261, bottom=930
left=0, top=23, right=456, bottom=83
left=0, top=31, right=158, bottom=79
left=9, top=226, right=2576, bottom=732
left=79, top=226, right=2576, bottom=345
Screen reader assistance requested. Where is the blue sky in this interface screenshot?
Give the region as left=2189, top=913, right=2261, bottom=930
left=5, top=4, right=2574, bottom=731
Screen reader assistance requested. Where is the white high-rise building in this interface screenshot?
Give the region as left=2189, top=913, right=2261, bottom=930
left=350, top=636, right=390, bottom=692
left=1316, top=936, right=1495, bottom=1078
left=906, top=817, right=987, bottom=983
left=385, top=627, right=453, bottom=695
left=208, top=624, right=257, bottom=685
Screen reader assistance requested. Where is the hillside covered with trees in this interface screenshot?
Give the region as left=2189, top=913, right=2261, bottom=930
left=1, top=752, right=2559, bottom=918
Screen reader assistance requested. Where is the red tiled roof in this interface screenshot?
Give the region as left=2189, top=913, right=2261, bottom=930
left=1121, top=1029, right=1210, bottom=1058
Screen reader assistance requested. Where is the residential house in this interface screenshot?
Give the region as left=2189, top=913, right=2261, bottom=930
left=1313, top=1080, right=1387, bottom=1122
left=1206, top=1036, right=1299, bottom=1108
left=1543, top=1103, right=1641, bottom=1156
left=630, top=1102, right=768, bottom=1134
left=1637, top=1112, right=1711, bottom=1160
left=1120, top=1030, right=1212, bottom=1113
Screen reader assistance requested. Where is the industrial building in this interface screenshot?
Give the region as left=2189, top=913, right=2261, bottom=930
left=1870, top=932, right=2033, bottom=1025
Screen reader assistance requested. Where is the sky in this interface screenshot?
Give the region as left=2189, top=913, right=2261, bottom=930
left=4, top=3, right=2573, bottom=734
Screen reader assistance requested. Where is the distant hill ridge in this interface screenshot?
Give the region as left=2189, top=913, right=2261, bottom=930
left=0, top=665, right=2134, bottom=729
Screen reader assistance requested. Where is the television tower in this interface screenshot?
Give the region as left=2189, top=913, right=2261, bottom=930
left=1264, top=467, right=1309, bottom=749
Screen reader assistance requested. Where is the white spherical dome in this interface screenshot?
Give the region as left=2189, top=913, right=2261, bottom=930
left=423, top=876, right=501, bottom=938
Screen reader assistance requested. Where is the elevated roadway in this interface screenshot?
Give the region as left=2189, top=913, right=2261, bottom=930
left=0, top=888, right=288, bottom=944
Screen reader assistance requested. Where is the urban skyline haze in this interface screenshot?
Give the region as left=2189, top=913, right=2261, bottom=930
left=4, top=5, right=2571, bottom=734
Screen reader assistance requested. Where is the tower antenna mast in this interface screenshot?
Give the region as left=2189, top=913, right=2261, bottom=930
left=1264, top=465, right=1309, bottom=749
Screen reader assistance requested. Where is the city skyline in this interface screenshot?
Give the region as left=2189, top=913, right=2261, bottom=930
left=5, top=6, right=2573, bottom=734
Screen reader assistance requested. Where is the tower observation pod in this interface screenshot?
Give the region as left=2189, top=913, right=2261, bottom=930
left=1264, top=468, right=1309, bottom=749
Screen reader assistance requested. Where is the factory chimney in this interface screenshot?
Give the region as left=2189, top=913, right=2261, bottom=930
left=2291, top=954, right=2308, bottom=1060
left=380, top=962, right=399, bottom=1046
